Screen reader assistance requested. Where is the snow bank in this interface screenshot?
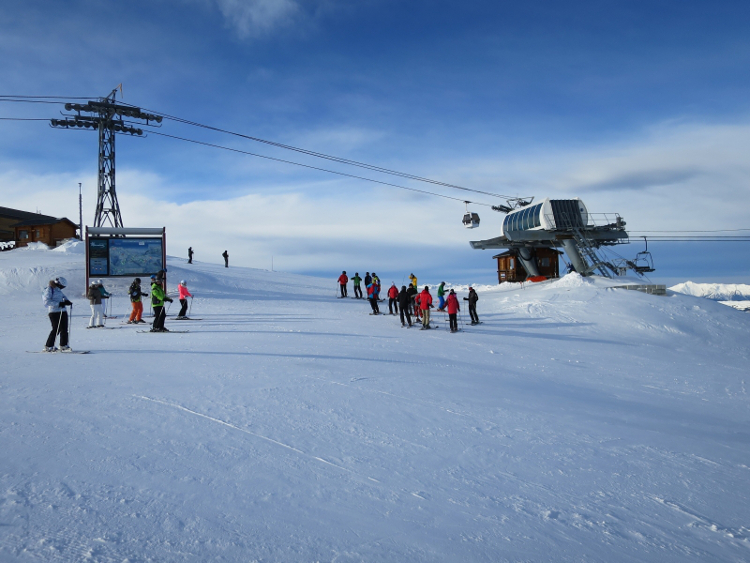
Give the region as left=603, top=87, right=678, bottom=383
left=51, top=239, right=85, bottom=254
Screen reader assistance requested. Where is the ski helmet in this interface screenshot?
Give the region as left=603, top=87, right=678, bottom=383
left=180, top=280, right=186, bottom=285
left=90, top=280, right=97, bottom=286
left=55, top=276, right=67, bottom=287
left=150, top=274, right=157, bottom=280
left=135, top=278, right=141, bottom=283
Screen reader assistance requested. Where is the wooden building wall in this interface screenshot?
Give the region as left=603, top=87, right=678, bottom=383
left=495, top=248, right=560, bottom=283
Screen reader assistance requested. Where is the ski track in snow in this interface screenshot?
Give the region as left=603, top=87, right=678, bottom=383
left=135, top=394, right=382, bottom=484
left=2, top=244, right=750, bottom=562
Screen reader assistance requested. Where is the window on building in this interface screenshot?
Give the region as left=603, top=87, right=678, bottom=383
left=19, top=230, right=28, bottom=239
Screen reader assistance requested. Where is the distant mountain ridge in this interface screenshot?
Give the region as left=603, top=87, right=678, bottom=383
left=670, top=281, right=750, bottom=301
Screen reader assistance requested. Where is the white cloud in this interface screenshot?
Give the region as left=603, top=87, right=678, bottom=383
left=213, top=0, right=301, bottom=37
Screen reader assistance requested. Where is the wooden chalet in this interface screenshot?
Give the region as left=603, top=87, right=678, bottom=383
left=493, top=248, right=561, bottom=283
left=0, top=206, right=78, bottom=248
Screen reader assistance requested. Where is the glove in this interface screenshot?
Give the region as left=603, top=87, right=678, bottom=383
left=166, top=298, right=173, bottom=303
left=144, top=292, right=149, bottom=297
left=59, top=301, right=66, bottom=307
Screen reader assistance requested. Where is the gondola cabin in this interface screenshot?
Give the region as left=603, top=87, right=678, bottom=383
left=462, top=212, right=480, bottom=229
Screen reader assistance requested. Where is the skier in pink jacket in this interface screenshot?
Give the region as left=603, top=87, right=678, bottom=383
left=177, top=280, right=193, bottom=319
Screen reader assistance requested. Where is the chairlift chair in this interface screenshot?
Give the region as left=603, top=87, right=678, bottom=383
left=462, top=202, right=480, bottom=228
left=632, top=237, right=655, bottom=274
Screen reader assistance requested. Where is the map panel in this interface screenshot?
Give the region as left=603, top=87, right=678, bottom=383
left=108, top=238, right=163, bottom=276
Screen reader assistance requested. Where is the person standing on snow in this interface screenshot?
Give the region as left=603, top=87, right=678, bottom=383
left=98, top=279, right=112, bottom=317
left=406, top=283, right=418, bottom=314
left=387, top=283, right=399, bottom=315
left=128, top=278, right=148, bottom=324
left=188, top=247, right=194, bottom=264
left=177, top=280, right=193, bottom=319
left=419, top=286, right=433, bottom=329
left=463, top=287, right=480, bottom=324
left=338, top=271, right=349, bottom=298
left=371, top=272, right=380, bottom=293
left=446, top=288, right=460, bottom=332
left=397, top=285, right=412, bottom=327
left=364, top=272, right=372, bottom=287
left=352, top=272, right=363, bottom=299
left=222, top=250, right=229, bottom=268
left=437, top=282, right=446, bottom=311
left=151, top=276, right=173, bottom=332
left=86, top=280, right=107, bottom=328
left=367, top=281, right=380, bottom=314
left=42, top=277, right=73, bottom=352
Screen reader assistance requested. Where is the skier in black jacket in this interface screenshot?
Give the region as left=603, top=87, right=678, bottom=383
left=406, top=284, right=418, bottom=315
left=397, top=286, right=412, bottom=327
left=463, top=287, right=479, bottom=324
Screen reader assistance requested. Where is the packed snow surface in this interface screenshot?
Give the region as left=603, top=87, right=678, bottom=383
left=2, top=243, right=749, bottom=562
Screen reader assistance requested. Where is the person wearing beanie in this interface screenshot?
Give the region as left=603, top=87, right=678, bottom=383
left=463, top=287, right=480, bottom=324
left=86, top=280, right=106, bottom=328
left=338, top=271, right=349, bottom=298
left=437, top=281, right=446, bottom=311
left=387, top=282, right=399, bottom=314
left=128, top=277, right=148, bottom=324
left=150, top=276, right=173, bottom=332
left=419, top=286, right=433, bottom=329
left=352, top=272, right=363, bottom=299
left=397, top=285, right=412, bottom=327
left=177, top=280, right=193, bottom=319
left=446, top=288, right=460, bottom=332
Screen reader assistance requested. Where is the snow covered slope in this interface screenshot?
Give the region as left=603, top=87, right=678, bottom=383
left=1, top=244, right=749, bottom=562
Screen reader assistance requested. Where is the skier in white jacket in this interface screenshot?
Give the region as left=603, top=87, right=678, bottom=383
left=42, top=277, right=73, bottom=352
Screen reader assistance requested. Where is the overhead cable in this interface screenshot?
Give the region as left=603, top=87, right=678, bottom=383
left=147, top=130, right=495, bottom=206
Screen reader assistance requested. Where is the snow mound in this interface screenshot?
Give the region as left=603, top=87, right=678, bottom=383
left=22, top=241, right=50, bottom=251
left=51, top=239, right=85, bottom=254
left=670, top=281, right=750, bottom=301
left=546, top=271, right=590, bottom=288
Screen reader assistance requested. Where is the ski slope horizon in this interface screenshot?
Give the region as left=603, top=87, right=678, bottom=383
left=1, top=242, right=749, bottom=562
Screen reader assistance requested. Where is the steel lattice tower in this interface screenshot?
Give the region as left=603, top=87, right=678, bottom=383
left=50, top=87, right=162, bottom=228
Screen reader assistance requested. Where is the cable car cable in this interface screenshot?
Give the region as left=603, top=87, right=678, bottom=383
left=137, top=109, right=531, bottom=201
left=146, top=130, right=496, bottom=206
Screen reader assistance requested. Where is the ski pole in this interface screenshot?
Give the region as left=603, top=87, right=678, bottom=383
left=189, top=296, right=193, bottom=317
left=68, top=303, right=73, bottom=343
left=55, top=304, right=65, bottom=346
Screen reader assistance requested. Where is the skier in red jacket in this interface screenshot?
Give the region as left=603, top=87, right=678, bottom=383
left=446, top=289, right=460, bottom=332
left=387, top=283, right=399, bottom=315
left=338, top=271, right=349, bottom=298
left=419, top=286, right=433, bottom=329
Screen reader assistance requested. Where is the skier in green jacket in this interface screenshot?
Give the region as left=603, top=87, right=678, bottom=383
left=352, top=272, right=363, bottom=298
left=150, top=277, right=173, bottom=332
left=437, top=282, right=446, bottom=311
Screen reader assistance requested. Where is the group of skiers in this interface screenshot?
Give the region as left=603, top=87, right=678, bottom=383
left=337, top=271, right=480, bottom=332
left=41, top=272, right=198, bottom=350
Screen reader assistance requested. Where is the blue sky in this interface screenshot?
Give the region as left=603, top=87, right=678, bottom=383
left=1, top=0, right=749, bottom=285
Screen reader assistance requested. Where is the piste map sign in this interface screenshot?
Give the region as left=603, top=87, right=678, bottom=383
left=88, top=237, right=164, bottom=277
